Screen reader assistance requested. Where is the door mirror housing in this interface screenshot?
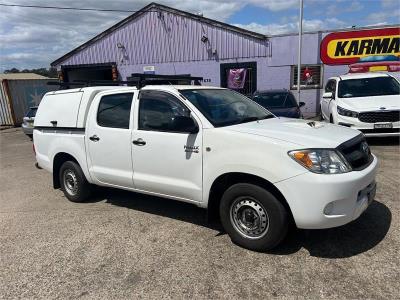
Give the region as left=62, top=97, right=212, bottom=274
left=171, top=116, right=199, bottom=134
left=299, top=101, right=306, bottom=107
left=323, top=92, right=334, bottom=99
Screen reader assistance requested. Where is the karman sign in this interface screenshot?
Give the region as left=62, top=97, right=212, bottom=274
left=320, top=27, right=400, bottom=65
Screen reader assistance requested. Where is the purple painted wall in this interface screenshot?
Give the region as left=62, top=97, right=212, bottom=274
left=56, top=11, right=270, bottom=67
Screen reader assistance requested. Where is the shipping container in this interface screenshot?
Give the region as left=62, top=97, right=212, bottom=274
left=0, top=74, right=58, bottom=126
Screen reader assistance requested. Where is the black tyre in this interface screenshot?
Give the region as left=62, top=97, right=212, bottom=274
left=219, top=183, right=288, bottom=251
left=59, top=161, right=91, bottom=202
left=330, top=115, right=334, bottom=124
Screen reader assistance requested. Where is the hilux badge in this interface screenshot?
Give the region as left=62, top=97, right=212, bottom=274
left=184, top=145, right=199, bottom=153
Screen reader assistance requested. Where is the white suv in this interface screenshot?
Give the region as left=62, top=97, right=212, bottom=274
left=321, top=73, right=400, bottom=137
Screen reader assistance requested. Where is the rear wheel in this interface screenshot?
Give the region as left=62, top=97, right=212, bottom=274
left=219, top=183, right=288, bottom=251
left=330, top=115, right=334, bottom=124
left=59, top=161, right=91, bottom=202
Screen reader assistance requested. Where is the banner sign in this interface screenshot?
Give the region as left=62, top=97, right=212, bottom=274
left=320, top=27, right=400, bottom=65
left=227, top=68, right=247, bottom=89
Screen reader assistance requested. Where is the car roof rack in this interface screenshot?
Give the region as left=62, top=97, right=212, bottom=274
left=127, top=73, right=203, bottom=88
left=48, top=74, right=203, bottom=89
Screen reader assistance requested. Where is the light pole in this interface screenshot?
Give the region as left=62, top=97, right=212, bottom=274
left=297, top=0, right=303, bottom=103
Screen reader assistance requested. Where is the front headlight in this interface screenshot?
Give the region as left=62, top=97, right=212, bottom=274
left=337, top=106, right=359, bottom=118
left=288, top=149, right=352, bottom=174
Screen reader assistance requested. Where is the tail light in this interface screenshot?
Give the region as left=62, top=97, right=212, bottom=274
left=32, top=143, right=36, bottom=155
left=58, top=71, right=64, bottom=82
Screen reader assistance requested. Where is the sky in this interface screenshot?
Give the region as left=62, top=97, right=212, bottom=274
left=0, top=0, right=399, bottom=71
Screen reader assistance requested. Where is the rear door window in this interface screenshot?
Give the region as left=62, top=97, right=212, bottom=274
left=97, top=93, right=133, bottom=129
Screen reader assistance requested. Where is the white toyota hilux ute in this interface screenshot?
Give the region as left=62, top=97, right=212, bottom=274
left=320, top=72, right=400, bottom=137
left=34, top=85, right=378, bottom=251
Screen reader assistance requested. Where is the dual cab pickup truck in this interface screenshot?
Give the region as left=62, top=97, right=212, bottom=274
left=34, top=85, right=378, bottom=251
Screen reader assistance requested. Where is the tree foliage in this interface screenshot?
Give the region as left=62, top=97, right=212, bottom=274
left=3, top=67, right=57, bottom=78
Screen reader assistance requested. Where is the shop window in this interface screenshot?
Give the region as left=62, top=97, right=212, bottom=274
left=220, top=62, right=257, bottom=97
left=290, top=65, right=323, bottom=89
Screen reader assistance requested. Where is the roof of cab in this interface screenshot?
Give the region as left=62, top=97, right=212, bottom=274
left=330, top=72, right=391, bottom=81
left=45, top=84, right=223, bottom=96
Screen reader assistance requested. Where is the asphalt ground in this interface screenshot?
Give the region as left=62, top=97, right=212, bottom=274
left=0, top=128, right=399, bottom=299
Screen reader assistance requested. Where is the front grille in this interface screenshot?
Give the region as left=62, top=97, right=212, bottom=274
left=337, top=134, right=373, bottom=171
left=360, top=128, right=400, bottom=134
left=358, top=111, right=400, bottom=123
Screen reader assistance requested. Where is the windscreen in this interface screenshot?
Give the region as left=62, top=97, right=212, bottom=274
left=253, top=92, right=297, bottom=108
left=338, top=77, right=400, bottom=98
left=180, top=89, right=274, bottom=127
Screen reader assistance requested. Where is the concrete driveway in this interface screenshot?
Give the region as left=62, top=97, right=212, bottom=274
left=0, top=128, right=399, bottom=299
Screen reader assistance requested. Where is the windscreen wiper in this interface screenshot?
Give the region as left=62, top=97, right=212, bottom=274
left=238, top=115, right=273, bottom=124
left=239, top=116, right=260, bottom=124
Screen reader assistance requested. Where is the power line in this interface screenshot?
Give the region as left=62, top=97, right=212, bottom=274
left=0, top=3, right=147, bottom=13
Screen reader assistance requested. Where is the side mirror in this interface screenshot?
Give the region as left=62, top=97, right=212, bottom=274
left=322, top=92, right=333, bottom=99
left=171, top=116, right=199, bottom=134
left=299, top=101, right=306, bottom=107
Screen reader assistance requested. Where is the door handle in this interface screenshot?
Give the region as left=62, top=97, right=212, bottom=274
left=89, top=135, right=100, bottom=142
left=132, top=138, right=146, bottom=146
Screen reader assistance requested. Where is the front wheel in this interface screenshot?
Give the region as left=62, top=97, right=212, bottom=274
left=59, top=161, right=92, bottom=202
left=219, top=183, right=288, bottom=251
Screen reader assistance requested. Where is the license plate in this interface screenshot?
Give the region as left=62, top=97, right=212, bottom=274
left=374, top=123, right=392, bottom=129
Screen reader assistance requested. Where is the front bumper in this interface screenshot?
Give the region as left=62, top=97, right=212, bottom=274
left=275, top=154, right=378, bottom=229
left=337, top=115, right=400, bottom=137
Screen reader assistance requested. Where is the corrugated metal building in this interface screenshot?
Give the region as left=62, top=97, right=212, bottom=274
left=51, top=2, right=400, bottom=117
left=0, top=73, right=58, bottom=126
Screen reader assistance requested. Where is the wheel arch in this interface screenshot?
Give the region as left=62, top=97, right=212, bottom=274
left=52, top=152, right=79, bottom=189
left=207, top=172, right=294, bottom=223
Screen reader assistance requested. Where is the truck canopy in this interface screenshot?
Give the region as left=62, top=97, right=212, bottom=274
left=34, top=87, right=134, bottom=128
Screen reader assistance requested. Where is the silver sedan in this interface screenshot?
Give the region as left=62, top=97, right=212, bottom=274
left=22, top=106, right=38, bottom=138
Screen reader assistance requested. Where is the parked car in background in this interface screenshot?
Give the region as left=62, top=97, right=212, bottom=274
left=253, top=90, right=304, bottom=118
left=321, top=73, right=400, bottom=137
left=22, top=106, right=38, bottom=138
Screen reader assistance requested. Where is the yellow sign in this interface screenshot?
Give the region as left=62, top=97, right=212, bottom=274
left=320, top=27, right=400, bottom=65
left=327, top=35, right=399, bottom=59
